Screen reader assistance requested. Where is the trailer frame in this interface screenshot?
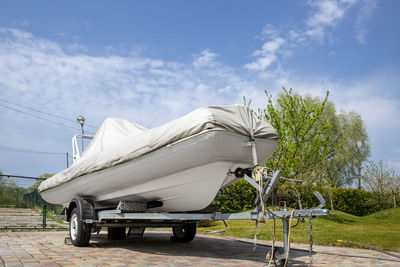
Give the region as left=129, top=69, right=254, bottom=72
left=61, top=170, right=329, bottom=266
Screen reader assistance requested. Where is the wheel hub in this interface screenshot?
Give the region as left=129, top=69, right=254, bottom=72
left=70, top=213, right=78, bottom=240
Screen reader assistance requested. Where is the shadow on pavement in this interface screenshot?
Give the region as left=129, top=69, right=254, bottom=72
left=89, top=232, right=311, bottom=265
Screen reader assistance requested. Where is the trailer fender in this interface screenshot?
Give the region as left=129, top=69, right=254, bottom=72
left=65, top=198, right=96, bottom=222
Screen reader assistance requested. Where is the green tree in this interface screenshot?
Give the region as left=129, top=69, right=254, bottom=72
left=387, top=175, right=400, bottom=208
left=0, top=171, right=4, bottom=188
left=318, top=104, right=370, bottom=208
left=259, top=87, right=332, bottom=209
left=217, top=88, right=371, bottom=212
left=259, top=88, right=371, bottom=209
left=311, top=100, right=344, bottom=209
left=0, top=171, right=19, bottom=206
left=301, top=99, right=370, bottom=188
left=363, top=160, right=394, bottom=217
left=345, top=112, right=370, bottom=189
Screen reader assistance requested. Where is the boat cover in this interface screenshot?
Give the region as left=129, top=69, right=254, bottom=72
left=38, top=105, right=279, bottom=193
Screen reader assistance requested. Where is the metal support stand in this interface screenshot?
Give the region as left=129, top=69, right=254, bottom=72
left=309, top=212, right=313, bottom=267
left=127, top=227, right=146, bottom=238
left=282, top=208, right=290, bottom=258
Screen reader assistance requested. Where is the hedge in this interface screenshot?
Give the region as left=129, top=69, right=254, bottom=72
left=214, top=182, right=397, bottom=216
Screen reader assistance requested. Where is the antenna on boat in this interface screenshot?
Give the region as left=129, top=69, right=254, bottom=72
left=77, top=115, right=85, bottom=152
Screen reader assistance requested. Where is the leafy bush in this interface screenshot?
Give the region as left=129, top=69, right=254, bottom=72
left=214, top=180, right=257, bottom=213
left=215, top=181, right=393, bottom=216
left=332, top=188, right=392, bottom=216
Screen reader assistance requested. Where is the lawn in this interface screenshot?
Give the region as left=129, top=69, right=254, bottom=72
left=197, top=208, right=400, bottom=252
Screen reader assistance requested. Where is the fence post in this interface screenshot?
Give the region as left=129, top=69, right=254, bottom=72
left=16, top=188, right=19, bottom=208
left=42, top=203, right=47, bottom=229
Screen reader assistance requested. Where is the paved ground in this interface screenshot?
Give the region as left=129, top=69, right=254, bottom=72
left=0, top=231, right=399, bottom=266
left=0, top=208, right=67, bottom=229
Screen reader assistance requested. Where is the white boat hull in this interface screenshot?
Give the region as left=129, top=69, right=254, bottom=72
left=40, top=131, right=277, bottom=212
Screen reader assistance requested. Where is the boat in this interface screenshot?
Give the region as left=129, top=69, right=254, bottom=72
left=38, top=105, right=279, bottom=212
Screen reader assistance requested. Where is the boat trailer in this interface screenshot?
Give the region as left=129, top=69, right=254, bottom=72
left=60, top=169, right=329, bottom=266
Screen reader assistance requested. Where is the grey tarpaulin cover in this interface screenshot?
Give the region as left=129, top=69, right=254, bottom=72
left=38, top=104, right=279, bottom=193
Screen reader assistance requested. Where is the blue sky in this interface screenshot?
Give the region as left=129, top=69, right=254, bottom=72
left=0, top=0, right=399, bottom=179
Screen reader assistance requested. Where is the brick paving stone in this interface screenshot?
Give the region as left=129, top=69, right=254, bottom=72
left=4, top=264, right=23, bottom=267
left=0, top=231, right=399, bottom=266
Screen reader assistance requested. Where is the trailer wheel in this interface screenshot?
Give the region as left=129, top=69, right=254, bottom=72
left=272, top=247, right=287, bottom=267
left=69, top=208, right=92, bottom=247
left=273, top=258, right=287, bottom=267
left=171, top=223, right=196, bottom=242
left=107, top=227, right=126, bottom=240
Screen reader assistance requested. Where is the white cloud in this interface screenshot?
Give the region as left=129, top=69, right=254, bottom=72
left=354, top=0, right=377, bottom=44
left=245, top=1, right=361, bottom=73
left=307, top=0, right=348, bottom=26
left=5, top=28, right=34, bottom=39
left=245, top=37, right=285, bottom=71
left=0, top=29, right=258, bottom=175
left=257, top=24, right=280, bottom=40
left=306, top=0, right=358, bottom=40
left=305, top=0, right=376, bottom=45
left=257, top=38, right=285, bottom=55
left=192, top=49, right=217, bottom=68
left=0, top=29, right=254, bottom=134
left=341, top=97, right=400, bottom=135
left=334, top=72, right=400, bottom=132
left=244, top=54, right=277, bottom=71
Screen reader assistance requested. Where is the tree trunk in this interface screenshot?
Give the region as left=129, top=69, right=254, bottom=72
left=296, top=190, right=303, bottom=210
left=298, top=198, right=303, bottom=210
left=393, top=194, right=397, bottom=208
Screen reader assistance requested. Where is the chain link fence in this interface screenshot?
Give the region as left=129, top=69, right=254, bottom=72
left=0, top=175, right=67, bottom=229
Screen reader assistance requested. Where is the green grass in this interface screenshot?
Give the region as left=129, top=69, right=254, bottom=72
left=198, top=208, right=400, bottom=252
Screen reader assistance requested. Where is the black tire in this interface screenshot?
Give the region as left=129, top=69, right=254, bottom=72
left=107, top=227, right=126, bottom=240
left=69, top=208, right=92, bottom=247
left=273, top=259, right=286, bottom=267
left=273, top=247, right=287, bottom=267
left=171, top=223, right=196, bottom=242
